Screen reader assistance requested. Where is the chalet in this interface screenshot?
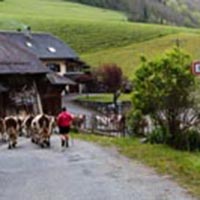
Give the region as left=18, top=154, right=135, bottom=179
left=0, top=32, right=77, bottom=116
left=0, top=29, right=89, bottom=92
left=0, top=35, right=48, bottom=116
left=0, top=29, right=92, bottom=116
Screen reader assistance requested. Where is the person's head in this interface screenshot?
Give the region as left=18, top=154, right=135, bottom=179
left=62, top=107, right=66, bottom=112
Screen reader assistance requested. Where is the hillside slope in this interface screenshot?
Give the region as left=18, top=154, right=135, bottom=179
left=0, top=0, right=183, bottom=54
left=83, top=32, right=200, bottom=78
left=67, top=0, right=200, bottom=27
left=0, top=0, right=200, bottom=78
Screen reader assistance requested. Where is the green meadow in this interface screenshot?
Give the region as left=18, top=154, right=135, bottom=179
left=76, top=93, right=131, bottom=102
left=0, top=0, right=200, bottom=78
left=83, top=32, right=200, bottom=77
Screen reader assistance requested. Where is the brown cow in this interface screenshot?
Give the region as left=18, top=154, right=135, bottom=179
left=4, top=116, right=19, bottom=149
left=72, top=114, right=86, bottom=130
left=31, top=114, right=56, bottom=148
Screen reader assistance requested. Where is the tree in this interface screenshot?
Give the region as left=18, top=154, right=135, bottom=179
left=131, top=48, right=199, bottom=148
left=97, top=63, right=123, bottom=93
left=95, top=64, right=123, bottom=113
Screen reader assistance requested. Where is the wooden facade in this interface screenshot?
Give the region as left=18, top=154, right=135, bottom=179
left=38, top=81, right=65, bottom=116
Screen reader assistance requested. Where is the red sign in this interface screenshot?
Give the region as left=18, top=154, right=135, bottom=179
left=192, top=61, right=200, bottom=75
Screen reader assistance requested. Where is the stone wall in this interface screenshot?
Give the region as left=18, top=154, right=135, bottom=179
left=74, top=99, right=131, bottom=114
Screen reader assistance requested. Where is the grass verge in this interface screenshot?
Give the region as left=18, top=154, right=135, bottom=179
left=76, top=93, right=131, bottom=102
left=74, top=133, right=200, bottom=198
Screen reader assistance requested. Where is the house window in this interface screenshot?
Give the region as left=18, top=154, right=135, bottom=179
left=66, top=62, right=81, bottom=72
left=46, top=63, right=60, bottom=72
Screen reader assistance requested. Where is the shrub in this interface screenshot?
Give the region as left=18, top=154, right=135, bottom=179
left=173, top=130, right=200, bottom=151
left=127, top=109, right=143, bottom=136
left=130, top=48, right=200, bottom=151
left=146, top=127, right=170, bottom=144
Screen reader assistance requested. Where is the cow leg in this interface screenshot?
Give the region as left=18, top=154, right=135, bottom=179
left=34, top=131, right=40, bottom=144
left=26, top=128, right=31, bottom=138
left=12, top=142, right=16, bottom=148
left=12, top=138, right=17, bottom=148
left=39, top=133, right=46, bottom=148
left=10, top=133, right=17, bottom=148
left=45, top=138, right=50, bottom=147
left=8, top=137, right=12, bottom=149
left=40, top=142, right=44, bottom=148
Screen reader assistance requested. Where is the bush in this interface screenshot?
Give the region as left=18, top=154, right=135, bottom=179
left=172, top=130, right=200, bottom=151
left=127, top=109, right=146, bottom=136
left=130, top=48, right=200, bottom=151
left=147, top=127, right=170, bottom=144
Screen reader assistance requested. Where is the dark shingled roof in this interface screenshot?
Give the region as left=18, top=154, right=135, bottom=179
left=0, top=35, right=49, bottom=74
left=0, top=31, right=78, bottom=60
left=47, top=73, right=76, bottom=85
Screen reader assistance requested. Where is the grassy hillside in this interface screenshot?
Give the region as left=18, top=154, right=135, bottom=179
left=83, top=32, right=200, bottom=78
left=0, top=0, right=200, bottom=78
left=67, top=0, right=200, bottom=28
left=0, top=0, right=183, bottom=54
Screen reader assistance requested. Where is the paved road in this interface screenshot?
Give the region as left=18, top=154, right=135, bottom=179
left=0, top=136, right=196, bottom=200
left=62, top=94, right=98, bottom=117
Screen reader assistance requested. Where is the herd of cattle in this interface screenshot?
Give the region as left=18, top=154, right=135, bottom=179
left=0, top=112, right=126, bottom=150
left=0, top=114, right=86, bottom=149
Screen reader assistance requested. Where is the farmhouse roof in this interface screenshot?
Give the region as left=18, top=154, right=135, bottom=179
left=0, top=35, right=49, bottom=74
left=0, top=31, right=78, bottom=60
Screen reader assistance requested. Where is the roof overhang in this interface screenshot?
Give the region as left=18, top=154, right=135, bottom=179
left=46, top=73, right=76, bottom=85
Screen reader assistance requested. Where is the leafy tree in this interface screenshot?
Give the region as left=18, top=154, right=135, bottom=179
left=97, top=63, right=123, bottom=93
left=131, top=48, right=200, bottom=148
left=93, top=64, right=123, bottom=113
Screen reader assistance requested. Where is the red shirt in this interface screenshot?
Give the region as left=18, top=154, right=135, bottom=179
left=57, top=111, right=73, bottom=127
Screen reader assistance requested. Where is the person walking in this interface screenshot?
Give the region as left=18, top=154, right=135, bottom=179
left=57, top=107, right=74, bottom=148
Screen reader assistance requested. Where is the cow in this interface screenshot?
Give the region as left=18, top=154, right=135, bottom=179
left=31, top=114, right=56, bottom=148
left=16, top=116, right=24, bottom=136
left=21, top=115, right=35, bottom=137
left=72, top=114, right=86, bottom=130
left=110, top=114, right=126, bottom=136
left=4, top=116, right=19, bottom=149
left=93, top=114, right=126, bottom=136
left=94, top=115, right=113, bottom=130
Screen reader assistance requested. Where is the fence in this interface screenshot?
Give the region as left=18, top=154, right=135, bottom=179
left=72, top=113, right=127, bottom=137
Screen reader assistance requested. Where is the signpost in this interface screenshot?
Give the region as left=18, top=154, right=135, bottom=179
left=192, top=61, right=200, bottom=75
